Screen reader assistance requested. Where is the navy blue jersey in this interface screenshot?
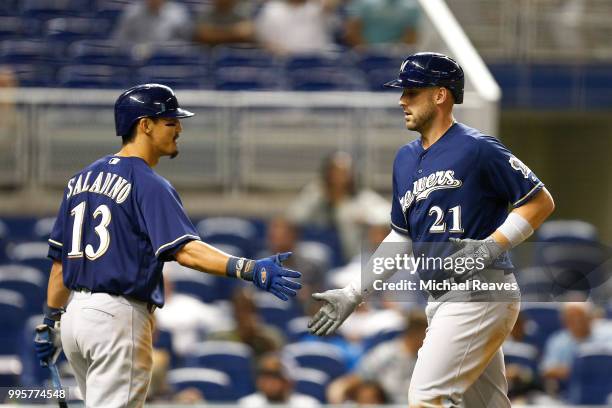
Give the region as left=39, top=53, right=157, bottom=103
left=47, top=155, right=200, bottom=306
left=390, top=122, right=543, bottom=275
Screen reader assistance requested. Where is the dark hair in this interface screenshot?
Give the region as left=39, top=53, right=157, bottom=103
left=354, top=380, right=390, bottom=404
left=121, top=117, right=158, bottom=145
left=320, top=150, right=357, bottom=196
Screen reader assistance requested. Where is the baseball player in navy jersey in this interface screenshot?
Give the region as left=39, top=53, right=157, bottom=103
left=33, top=83, right=302, bottom=408
left=308, top=53, right=555, bottom=407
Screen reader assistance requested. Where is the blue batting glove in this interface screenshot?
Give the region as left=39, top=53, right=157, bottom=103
left=227, top=252, right=302, bottom=301
left=34, top=318, right=61, bottom=367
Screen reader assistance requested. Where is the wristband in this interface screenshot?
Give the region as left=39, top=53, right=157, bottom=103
left=497, top=212, right=534, bottom=248
left=226, top=256, right=255, bottom=281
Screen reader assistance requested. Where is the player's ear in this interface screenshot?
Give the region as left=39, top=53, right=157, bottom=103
left=140, top=118, right=154, bottom=135
left=434, top=87, right=447, bottom=105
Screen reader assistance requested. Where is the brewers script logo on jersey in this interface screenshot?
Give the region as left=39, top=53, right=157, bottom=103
left=400, top=170, right=462, bottom=212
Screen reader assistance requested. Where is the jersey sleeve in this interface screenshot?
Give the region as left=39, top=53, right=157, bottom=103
left=48, top=190, right=68, bottom=261
left=479, top=136, right=544, bottom=207
left=390, top=162, right=410, bottom=236
left=136, top=176, right=200, bottom=261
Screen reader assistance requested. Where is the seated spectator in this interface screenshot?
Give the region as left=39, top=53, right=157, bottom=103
left=503, top=313, right=541, bottom=403
left=351, top=380, right=390, bottom=405
left=541, top=302, right=611, bottom=395
left=344, top=0, right=421, bottom=47
left=113, top=0, right=192, bottom=45
left=239, top=353, right=320, bottom=407
left=210, top=288, right=285, bottom=358
left=287, top=151, right=390, bottom=262
left=254, top=0, right=340, bottom=55
left=327, top=310, right=427, bottom=404
left=193, top=0, right=255, bottom=45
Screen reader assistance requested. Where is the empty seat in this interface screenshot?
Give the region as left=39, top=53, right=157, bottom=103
left=284, top=341, right=347, bottom=380
left=95, top=0, right=138, bottom=21
left=45, top=17, right=111, bottom=42
left=57, top=64, right=131, bottom=88
left=288, top=67, right=366, bottom=91
left=5, top=241, right=52, bottom=271
left=21, top=0, right=92, bottom=19
left=1, top=64, right=55, bottom=87
left=292, top=367, right=329, bottom=402
left=167, top=367, right=234, bottom=402
left=285, top=52, right=346, bottom=71
left=568, top=344, right=612, bottom=404
left=144, top=42, right=207, bottom=66
left=0, top=39, right=61, bottom=65
left=69, top=40, right=134, bottom=66
left=213, top=46, right=277, bottom=69
left=164, top=262, right=219, bottom=302
left=0, top=289, right=26, bottom=355
left=196, top=217, right=261, bottom=258
left=254, top=291, right=303, bottom=332
left=0, top=17, right=42, bottom=39
left=214, top=66, right=281, bottom=91
left=137, top=65, right=210, bottom=90
left=521, top=303, right=562, bottom=351
left=0, top=264, right=46, bottom=316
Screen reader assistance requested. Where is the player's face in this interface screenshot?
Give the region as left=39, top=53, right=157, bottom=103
left=398, top=87, right=437, bottom=132
left=150, top=117, right=183, bottom=159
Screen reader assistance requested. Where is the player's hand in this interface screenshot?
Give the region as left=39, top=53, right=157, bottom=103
left=34, top=318, right=62, bottom=367
left=251, top=252, right=302, bottom=301
left=445, top=237, right=504, bottom=279
left=308, top=285, right=361, bottom=336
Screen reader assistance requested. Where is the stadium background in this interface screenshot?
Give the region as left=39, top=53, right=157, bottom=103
left=0, top=0, right=611, bottom=406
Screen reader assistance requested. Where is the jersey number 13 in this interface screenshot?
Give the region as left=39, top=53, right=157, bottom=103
left=67, top=202, right=112, bottom=260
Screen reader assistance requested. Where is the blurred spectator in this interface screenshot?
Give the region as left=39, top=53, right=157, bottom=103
left=239, top=352, right=320, bottom=407
left=155, top=270, right=233, bottom=356
left=344, top=0, right=420, bottom=47
left=211, top=288, right=285, bottom=358
left=351, top=380, right=390, bottom=405
left=113, top=0, right=191, bottom=45
left=287, top=151, right=390, bottom=262
left=147, top=324, right=173, bottom=402
left=264, top=216, right=326, bottom=306
left=327, top=310, right=427, bottom=404
left=254, top=0, right=339, bottom=55
left=541, top=302, right=611, bottom=394
left=503, top=313, right=541, bottom=402
left=193, top=0, right=255, bottom=45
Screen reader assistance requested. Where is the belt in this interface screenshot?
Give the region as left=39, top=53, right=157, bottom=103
left=427, top=270, right=513, bottom=300
left=74, top=287, right=157, bottom=313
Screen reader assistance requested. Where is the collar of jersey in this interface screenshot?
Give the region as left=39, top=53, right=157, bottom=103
left=417, top=121, right=458, bottom=153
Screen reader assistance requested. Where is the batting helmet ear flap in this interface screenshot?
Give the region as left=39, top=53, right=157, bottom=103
left=114, top=83, right=194, bottom=137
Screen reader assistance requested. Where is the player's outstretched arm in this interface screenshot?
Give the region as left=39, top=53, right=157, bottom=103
left=309, top=230, right=413, bottom=336
left=175, top=240, right=302, bottom=301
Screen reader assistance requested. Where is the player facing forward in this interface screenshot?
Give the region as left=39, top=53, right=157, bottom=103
left=34, top=84, right=302, bottom=408
left=308, top=53, right=555, bottom=407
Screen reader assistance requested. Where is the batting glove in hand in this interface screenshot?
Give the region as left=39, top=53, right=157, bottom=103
left=249, top=252, right=302, bottom=301
left=34, top=316, right=62, bottom=367
left=445, top=237, right=504, bottom=279
left=308, top=285, right=361, bottom=336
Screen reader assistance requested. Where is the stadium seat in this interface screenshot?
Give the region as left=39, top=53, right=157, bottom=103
left=20, top=0, right=92, bottom=19
left=213, top=46, right=277, bottom=69
left=521, top=303, right=562, bottom=351
left=284, top=341, right=348, bottom=380
left=0, top=264, right=46, bottom=316
left=362, top=326, right=405, bottom=352
left=503, top=340, right=539, bottom=379
left=583, top=65, right=612, bottom=108
left=95, top=0, right=138, bottom=21
left=363, top=67, right=401, bottom=92
left=287, top=316, right=311, bottom=343
left=33, top=217, right=56, bottom=240
left=355, top=48, right=408, bottom=73
left=137, top=65, right=210, bottom=90
left=0, top=17, right=42, bottom=39
left=57, top=64, right=131, bottom=88
left=254, top=292, right=303, bottom=333
left=197, top=217, right=262, bottom=259
left=164, top=262, right=220, bottom=303
left=5, top=241, right=52, bottom=272
left=528, top=64, right=578, bottom=109
left=167, top=367, right=234, bottom=402
left=0, top=39, right=62, bottom=65
left=183, top=341, right=255, bottom=398
left=45, top=17, right=111, bottom=42
left=294, top=240, right=333, bottom=271
left=68, top=40, right=134, bottom=67
left=568, top=343, right=612, bottom=404
left=292, top=367, right=329, bottom=402
left=144, top=42, right=208, bottom=66
left=214, top=66, right=281, bottom=91
left=288, top=67, right=367, bottom=92
left=0, top=289, right=27, bottom=355
left=284, top=53, right=347, bottom=71
left=1, top=64, right=55, bottom=87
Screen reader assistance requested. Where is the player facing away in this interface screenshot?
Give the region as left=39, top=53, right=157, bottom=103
left=33, top=84, right=302, bottom=408
left=308, top=53, right=555, bottom=407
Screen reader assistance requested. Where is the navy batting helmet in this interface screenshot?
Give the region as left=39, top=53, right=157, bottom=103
left=384, top=52, right=464, bottom=104
left=114, top=83, right=195, bottom=137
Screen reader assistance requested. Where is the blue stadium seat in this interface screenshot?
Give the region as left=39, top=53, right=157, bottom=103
left=0, top=289, right=27, bottom=355
left=503, top=340, right=539, bottom=380
left=284, top=341, right=348, bottom=380
left=214, top=66, right=281, bottom=91
left=95, top=0, right=138, bottom=21
left=521, top=303, right=562, bottom=351
left=33, top=217, right=57, bottom=240
left=528, top=64, right=578, bottom=109
left=285, top=53, right=347, bottom=70
left=1, top=64, right=55, bottom=87
left=183, top=341, right=255, bottom=398
left=0, top=17, right=43, bottom=39
left=144, top=43, right=207, bottom=66
left=362, top=327, right=405, bottom=352
left=57, top=64, right=131, bottom=88
left=287, top=317, right=311, bottom=343
left=583, top=65, right=612, bottom=109
left=254, top=292, right=303, bottom=333
left=213, top=46, right=277, bottom=69
left=0, top=1, right=20, bottom=16
left=363, top=67, right=401, bottom=92
left=5, top=241, right=52, bottom=271
left=21, top=0, right=93, bottom=19
left=197, top=217, right=262, bottom=259
left=167, top=367, right=235, bottom=402
left=0, top=39, right=62, bottom=65
left=568, top=344, right=612, bottom=405
left=165, top=263, right=220, bottom=302
left=0, top=264, right=46, bottom=316
left=69, top=39, right=134, bottom=66
left=288, top=67, right=367, bottom=91
left=137, top=65, right=210, bottom=90
left=292, top=367, right=329, bottom=402
left=355, top=48, right=407, bottom=72
left=45, top=17, right=111, bottom=42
